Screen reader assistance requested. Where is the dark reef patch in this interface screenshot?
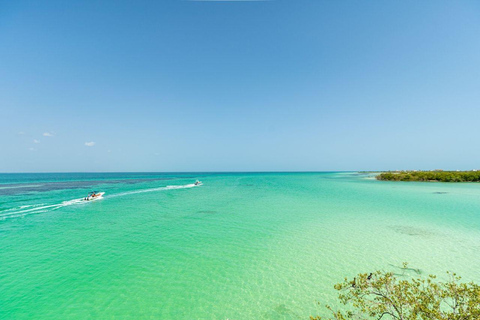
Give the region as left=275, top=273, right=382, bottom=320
left=0, top=178, right=173, bottom=196
left=389, top=225, right=437, bottom=238
left=197, top=210, right=218, bottom=214
left=389, top=264, right=422, bottom=275
left=263, top=304, right=302, bottom=319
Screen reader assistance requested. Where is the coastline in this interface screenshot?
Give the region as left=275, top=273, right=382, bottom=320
left=376, top=170, right=480, bottom=182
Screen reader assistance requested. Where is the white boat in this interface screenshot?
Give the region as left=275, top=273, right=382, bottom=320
left=83, top=191, right=105, bottom=201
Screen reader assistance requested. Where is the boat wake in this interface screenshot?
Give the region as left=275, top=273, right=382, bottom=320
left=110, top=183, right=198, bottom=198
left=0, top=183, right=200, bottom=221
left=0, top=199, right=85, bottom=220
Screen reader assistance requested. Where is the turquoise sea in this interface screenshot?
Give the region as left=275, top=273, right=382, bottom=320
left=1, top=172, right=480, bottom=319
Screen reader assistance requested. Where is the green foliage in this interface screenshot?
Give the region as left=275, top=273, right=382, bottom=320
left=311, top=265, right=480, bottom=320
left=376, top=171, right=480, bottom=182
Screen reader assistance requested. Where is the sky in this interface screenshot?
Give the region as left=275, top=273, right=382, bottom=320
left=1, top=0, right=479, bottom=172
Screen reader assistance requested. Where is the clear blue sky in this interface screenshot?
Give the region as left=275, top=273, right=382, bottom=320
left=1, top=0, right=479, bottom=172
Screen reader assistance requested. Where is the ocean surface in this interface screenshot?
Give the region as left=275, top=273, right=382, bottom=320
left=1, top=172, right=480, bottom=319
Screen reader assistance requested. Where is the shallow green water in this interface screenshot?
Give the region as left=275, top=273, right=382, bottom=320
left=1, top=172, right=480, bottom=319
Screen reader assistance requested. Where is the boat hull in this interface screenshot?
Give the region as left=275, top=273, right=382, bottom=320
left=84, top=192, right=105, bottom=201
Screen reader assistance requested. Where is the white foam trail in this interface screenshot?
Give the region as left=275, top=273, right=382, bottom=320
left=1, top=203, right=46, bottom=213
left=19, top=203, right=46, bottom=209
left=166, top=183, right=197, bottom=189
left=0, top=200, right=85, bottom=220
left=0, top=183, right=200, bottom=220
left=111, top=183, right=198, bottom=198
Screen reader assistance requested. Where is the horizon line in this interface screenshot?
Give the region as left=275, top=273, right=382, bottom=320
left=0, top=170, right=374, bottom=174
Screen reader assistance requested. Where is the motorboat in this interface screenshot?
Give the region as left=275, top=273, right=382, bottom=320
left=83, top=191, right=105, bottom=201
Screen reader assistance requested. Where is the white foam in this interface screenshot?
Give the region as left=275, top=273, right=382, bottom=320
left=0, top=201, right=85, bottom=219
left=166, top=183, right=197, bottom=189
left=19, top=203, right=46, bottom=209
left=111, top=183, right=198, bottom=197
left=0, top=183, right=200, bottom=220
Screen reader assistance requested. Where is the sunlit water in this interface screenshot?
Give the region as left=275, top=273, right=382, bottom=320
left=1, top=172, right=479, bottom=319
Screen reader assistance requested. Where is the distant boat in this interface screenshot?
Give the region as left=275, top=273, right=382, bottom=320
left=83, top=191, right=105, bottom=201
left=194, top=180, right=202, bottom=186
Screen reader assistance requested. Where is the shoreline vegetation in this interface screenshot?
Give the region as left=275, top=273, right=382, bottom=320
left=376, top=170, right=480, bottom=182
left=311, top=264, right=480, bottom=319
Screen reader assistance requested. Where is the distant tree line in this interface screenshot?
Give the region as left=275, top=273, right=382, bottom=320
left=376, top=171, right=480, bottom=182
